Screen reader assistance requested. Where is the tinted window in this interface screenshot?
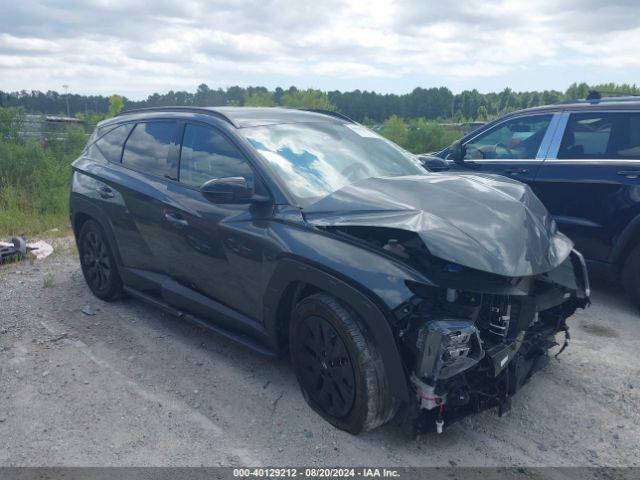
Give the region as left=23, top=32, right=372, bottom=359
left=179, top=124, right=253, bottom=188
left=240, top=122, right=423, bottom=203
left=87, top=124, right=133, bottom=163
left=464, top=115, right=552, bottom=160
left=122, top=122, right=179, bottom=178
left=558, top=112, right=640, bottom=159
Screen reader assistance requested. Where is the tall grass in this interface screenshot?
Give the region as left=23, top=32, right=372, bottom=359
left=0, top=108, right=88, bottom=236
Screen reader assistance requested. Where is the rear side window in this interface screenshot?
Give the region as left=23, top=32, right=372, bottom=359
left=558, top=112, right=640, bottom=159
left=122, top=121, right=180, bottom=179
left=87, top=124, right=133, bottom=163
left=179, top=124, right=253, bottom=188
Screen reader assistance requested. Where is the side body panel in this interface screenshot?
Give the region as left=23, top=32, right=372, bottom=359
left=534, top=110, right=640, bottom=263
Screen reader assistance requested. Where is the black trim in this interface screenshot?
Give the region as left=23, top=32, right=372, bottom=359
left=296, top=108, right=356, bottom=123
left=118, top=107, right=238, bottom=127
left=123, top=285, right=277, bottom=357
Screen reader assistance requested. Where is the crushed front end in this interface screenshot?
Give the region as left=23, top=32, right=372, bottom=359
left=394, top=249, right=590, bottom=434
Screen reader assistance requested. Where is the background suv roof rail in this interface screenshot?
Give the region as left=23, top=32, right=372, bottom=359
left=117, top=106, right=238, bottom=127
left=585, top=89, right=640, bottom=101
left=554, top=90, right=640, bottom=105
left=296, top=108, right=356, bottom=123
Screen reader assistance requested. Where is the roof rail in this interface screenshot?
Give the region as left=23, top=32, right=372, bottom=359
left=585, top=89, right=640, bottom=102
left=297, top=108, right=356, bottom=123
left=117, top=106, right=238, bottom=127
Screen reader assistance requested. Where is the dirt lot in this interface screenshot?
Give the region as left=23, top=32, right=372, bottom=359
left=0, top=236, right=638, bottom=467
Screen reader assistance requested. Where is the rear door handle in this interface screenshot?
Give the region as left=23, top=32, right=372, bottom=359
left=502, top=168, right=529, bottom=175
left=618, top=170, right=640, bottom=179
left=164, top=212, right=189, bottom=228
left=96, top=186, right=114, bottom=199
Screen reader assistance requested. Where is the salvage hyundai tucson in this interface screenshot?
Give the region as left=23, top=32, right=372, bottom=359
left=70, top=107, right=590, bottom=434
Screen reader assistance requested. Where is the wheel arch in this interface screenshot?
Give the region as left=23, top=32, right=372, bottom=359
left=70, top=196, right=124, bottom=272
left=263, top=257, right=411, bottom=404
left=609, top=212, right=640, bottom=269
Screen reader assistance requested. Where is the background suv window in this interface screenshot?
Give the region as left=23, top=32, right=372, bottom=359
left=464, top=115, right=552, bottom=160
left=558, top=112, right=640, bottom=159
left=87, top=124, right=133, bottom=163
left=179, top=124, right=253, bottom=188
left=122, top=121, right=179, bottom=179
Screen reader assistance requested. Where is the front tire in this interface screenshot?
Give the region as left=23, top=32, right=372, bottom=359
left=289, top=293, right=396, bottom=434
left=78, top=220, right=123, bottom=301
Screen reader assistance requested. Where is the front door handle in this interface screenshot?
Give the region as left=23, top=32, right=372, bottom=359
left=618, top=170, right=640, bottom=179
left=96, top=186, right=114, bottom=199
left=164, top=212, right=189, bottom=228
left=502, top=168, right=529, bottom=175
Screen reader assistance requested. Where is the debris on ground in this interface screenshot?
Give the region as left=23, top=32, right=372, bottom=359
left=0, top=237, right=27, bottom=263
left=28, top=240, right=54, bottom=260
left=33, top=333, right=68, bottom=345
left=82, top=305, right=97, bottom=316
left=0, top=237, right=54, bottom=263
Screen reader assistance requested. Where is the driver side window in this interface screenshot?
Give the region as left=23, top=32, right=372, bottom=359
left=464, top=115, right=552, bottom=160
left=179, top=124, right=254, bottom=188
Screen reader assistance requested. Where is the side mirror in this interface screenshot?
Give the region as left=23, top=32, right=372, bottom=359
left=200, top=177, right=269, bottom=204
left=417, top=154, right=449, bottom=172
left=448, top=140, right=465, bottom=163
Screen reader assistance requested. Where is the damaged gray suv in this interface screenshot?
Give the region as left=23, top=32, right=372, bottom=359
left=70, top=107, right=590, bottom=434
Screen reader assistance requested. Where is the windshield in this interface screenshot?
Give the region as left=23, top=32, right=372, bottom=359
left=240, top=122, right=426, bottom=205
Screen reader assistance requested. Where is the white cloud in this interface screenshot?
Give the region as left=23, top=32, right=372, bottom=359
left=1, top=0, right=639, bottom=97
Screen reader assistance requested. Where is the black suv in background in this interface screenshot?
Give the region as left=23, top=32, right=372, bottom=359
left=70, top=107, right=589, bottom=434
left=430, top=96, right=640, bottom=306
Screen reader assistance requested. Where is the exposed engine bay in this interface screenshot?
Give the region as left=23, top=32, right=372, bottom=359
left=322, top=225, right=590, bottom=434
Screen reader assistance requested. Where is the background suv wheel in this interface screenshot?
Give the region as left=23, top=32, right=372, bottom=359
left=289, top=293, right=396, bottom=434
left=622, top=243, right=640, bottom=309
left=78, top=220, right=123, bottom=301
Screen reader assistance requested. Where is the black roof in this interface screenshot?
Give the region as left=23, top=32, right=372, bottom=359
left=502, top=97, right=640, bottom=118
left=115, top=106, right=351, bottom=128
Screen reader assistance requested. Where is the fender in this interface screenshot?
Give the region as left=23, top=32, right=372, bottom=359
left=262, top=257, right=411, bottom=404
left=609, top=212, right=640, bottom=265
left=70, top=194, right=125, bottom=274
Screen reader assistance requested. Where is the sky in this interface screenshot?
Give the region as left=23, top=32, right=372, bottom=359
left=1, top=0, right=639, bottom=99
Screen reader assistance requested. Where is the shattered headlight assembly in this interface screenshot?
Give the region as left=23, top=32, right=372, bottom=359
left=415, top=319, right=484, bottom=382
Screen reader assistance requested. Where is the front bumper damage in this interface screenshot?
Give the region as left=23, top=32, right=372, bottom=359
left=398, top=250, right=590, bottom=435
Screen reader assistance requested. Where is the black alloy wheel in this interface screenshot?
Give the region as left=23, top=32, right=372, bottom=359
left=296, top=314, right=356, bottom=418
left=78, top=220, right=122, bottom=301
left=290, top=293, right=396, bottom=434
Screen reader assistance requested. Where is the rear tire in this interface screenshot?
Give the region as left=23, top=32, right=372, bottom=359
left=622, top=243, right=640, bottom=309
left=289, top=293, right=396, bottom=434
left=78, top=220, right=123, bottom=301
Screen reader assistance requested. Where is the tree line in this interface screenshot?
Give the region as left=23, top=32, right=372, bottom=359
left=1, top=80, right=639, bottom=235
left=2, top=82, right=638, bottom=124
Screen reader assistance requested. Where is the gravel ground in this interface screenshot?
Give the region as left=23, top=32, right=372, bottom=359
left=0, top=236, right=638, bottom=467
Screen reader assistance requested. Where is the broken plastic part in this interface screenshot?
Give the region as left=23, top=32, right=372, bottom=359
left=436, top=404, right=445, bottom=433
left=0, top=237, right=28, bottom=263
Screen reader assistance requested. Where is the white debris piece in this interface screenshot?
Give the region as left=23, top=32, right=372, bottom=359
left=28, top=240, right=54, bottom=260
left=0, top=239, right=54, bottom=260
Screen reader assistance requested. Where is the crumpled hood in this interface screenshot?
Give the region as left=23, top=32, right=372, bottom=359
left=302, top=174, right=574, bottom=277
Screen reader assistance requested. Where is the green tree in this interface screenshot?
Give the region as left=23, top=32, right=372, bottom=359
left=243, top=91, right=276, bottom=107
left=0, top=107, right=24, bottom=142
left=379, top=115, right=408, bottom=147
left=279, top=89, right=336, bottom=110
left=565, top=82, right=590, bottom=100
left=476, top=105, right=488, bottom=121
left=107, top=95, right=123, bottom=117
left=406, top=118, right=461, bottom=153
